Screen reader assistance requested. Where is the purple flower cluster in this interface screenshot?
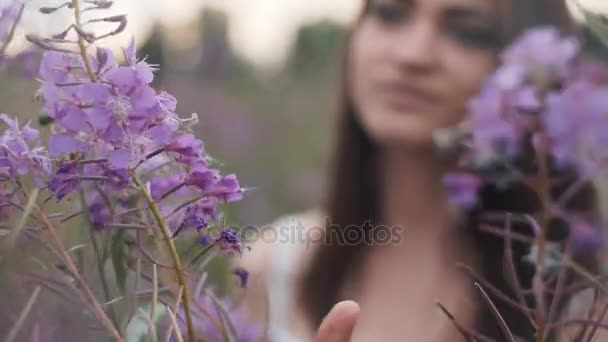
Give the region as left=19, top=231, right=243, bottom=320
left=443, top=27, right=608, bottom=254
left=36, top=39, right=243, bottom=238
left=0, top=114, right=50, bottom=216
left=467, top=27, right=608, bottom=175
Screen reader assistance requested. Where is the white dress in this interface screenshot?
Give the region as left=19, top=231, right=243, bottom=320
left=264, top=210, right=322, bottom=342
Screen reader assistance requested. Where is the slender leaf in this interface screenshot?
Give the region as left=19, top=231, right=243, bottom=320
left=111, top=229, right=128, bottom=293
left=9, top=188, right=39, bottom=246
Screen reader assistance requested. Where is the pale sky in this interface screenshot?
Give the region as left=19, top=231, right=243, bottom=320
left=5, top=0, right=361, bottom=69
left=3, top=0, right=608, bottom=69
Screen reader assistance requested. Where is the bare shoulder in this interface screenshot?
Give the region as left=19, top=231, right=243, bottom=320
left=240, top=208, right=324, bottom=273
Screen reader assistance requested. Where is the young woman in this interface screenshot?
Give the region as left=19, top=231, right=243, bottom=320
left=241, top=0, right=602, bottom=341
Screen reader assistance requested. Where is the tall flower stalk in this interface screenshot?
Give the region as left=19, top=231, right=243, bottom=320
left=1, top=0, right=255, bottom=341
left=440, top=27, right=608, bottom=341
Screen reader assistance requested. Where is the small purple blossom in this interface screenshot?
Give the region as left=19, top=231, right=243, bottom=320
left=48, top=160, right=80, bottom=200
left=182, top=199, right=218, bottom=231
left=567, top=215, right=605, bottom=255
left=233, top=267, right=249, bottom=288
left=543, top=81, right=608, bottom=175
left=86, top=192, right=113, bottom=229
left=0, top=114, right=50, bottom=183
left=185, top=168, right=243, bottom=203
left=165, top=133, right=204, bottom=157
left=502, top=27, right=580, bottom=81
left=150, top=175, right=186, bottom=201
left=442, top=173, right=482, bottom=209
left=215, top=229, right=242, bottom=255
left=467, top=77, right=528, bottom=165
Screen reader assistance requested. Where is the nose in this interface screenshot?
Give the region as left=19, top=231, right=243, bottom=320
left=390, top=18, right=439, bottom=72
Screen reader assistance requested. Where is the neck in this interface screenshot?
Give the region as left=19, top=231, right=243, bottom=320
left=377, top=145, right=454, bottom=241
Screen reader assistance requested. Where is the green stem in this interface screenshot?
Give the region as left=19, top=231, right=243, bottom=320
left=78, top=188, right=119, bottom=329
left=534, top=133, right=551, bottom=342
left=72, top=0, right=97, bottom=81
left=38, top=208, right=123, bottom=341
left=133, top=175, right=197, bottom=341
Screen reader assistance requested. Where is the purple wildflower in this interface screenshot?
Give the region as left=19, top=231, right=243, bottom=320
left=150, top=175, right=186, bottom=201
left=185, top=168, right=243, bottom=203
left=173, top=295, right=262, bottom=342
left=543, top=81, right=608, bottom=175
left=39, top=51, right=87, bottom=84
left=467, top=85, right=526, bottom=165
left=0, top=114, right=50, bottom=183
left=232, top=267, right=249, bottom=288
left=206, top=174, right=243, bottom=203
left=199, top=234, right=213, bottom=246
left=34, top=37, right=245, bottom=253
left=215, top=229, right=242, bottom=255
left=182, top=199, right=218, bottom=230
left=442, top=173, right=482, bottom=209
left=86, top=192, right=113, bottom=229
left=567, top=215, right=604, bottom=255
left=48, top=160, right=80, bottom=200
left=165, top=133, right=204, bottom=157
left=502, top=27, right=580, bottom=81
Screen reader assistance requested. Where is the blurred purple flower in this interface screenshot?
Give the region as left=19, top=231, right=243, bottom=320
left=17, top=50, right=41, bottom=79
left=182, top=199, right=218, bottom=230
left=86, top=192, right=113, bottom=229
left=543, top=81, right=608, bottom=175
left=442, top=173, right=482, bottom=209
left=467, top=84, right=526, bottom=164
left=0, top=114, right=50, bottom=183
left=233, top=267, right=249, bottom=288
left=215, top=229, right=242, bottom=255
left=173, top=295, right=262, bottom=342
left=502, top=27, right=579, bottom=80
left=567, top=215, right=605, bottom=255
left=48, top=161, right=79, bottom=200
left=0, top=1, right=23, bottom=52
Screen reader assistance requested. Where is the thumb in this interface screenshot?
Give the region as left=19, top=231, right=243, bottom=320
left=315, top=300, right=360, bottom=342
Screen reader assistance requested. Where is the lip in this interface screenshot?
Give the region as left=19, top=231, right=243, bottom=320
left=376, top=80, right=439, bottom=110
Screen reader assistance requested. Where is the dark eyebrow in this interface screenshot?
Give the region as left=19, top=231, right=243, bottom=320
left=443, top=6, right=494, bottom=22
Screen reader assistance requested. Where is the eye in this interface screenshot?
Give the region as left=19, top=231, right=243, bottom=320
left=368, top=2, right=410, bottom=26
left=448, top=26, right=501, bottom=49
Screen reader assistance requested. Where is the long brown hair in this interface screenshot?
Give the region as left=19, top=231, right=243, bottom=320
left=299, top=0, right=595, bottom=340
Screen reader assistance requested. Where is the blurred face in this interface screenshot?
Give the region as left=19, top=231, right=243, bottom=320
left=350, top=0, right=502, bottom=147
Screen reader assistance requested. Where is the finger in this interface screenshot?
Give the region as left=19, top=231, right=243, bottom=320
left=316, top=300, right=360, bottom=342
